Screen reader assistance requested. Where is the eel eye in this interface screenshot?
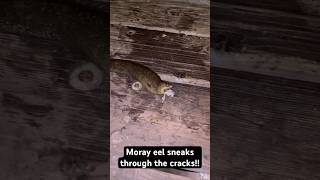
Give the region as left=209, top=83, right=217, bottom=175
left=164, top=85, right=172, bottom=91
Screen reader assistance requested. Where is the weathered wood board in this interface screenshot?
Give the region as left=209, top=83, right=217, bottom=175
left=213, top=50, right=320, bottom=84
left=0, top=0, right=108, bottom=73
left=110, top=72, right=210, bottom=180
left=212, top=67, right=320, bottom=180
left=110, top=1, right=210, bottom=179
left=110, top=24, right=210, bottom=87
left=213, top=0, right=320, bottom=16
left=0, top=31, right=108, bottom=180
left=211, top=1, right=320, bottom=179
left=111, top=0, right=210, bottom=37
left=212, top=1, right=320, bottom=62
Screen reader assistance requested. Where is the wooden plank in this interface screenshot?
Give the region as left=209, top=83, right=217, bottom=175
left=213, top=0, right=320, bottom=16
left=212, top=50, right=320, bottom=84
left=212, top=67, right=320, bottom=180
left=110, top=0, right=210, bottom=37
left=0, top=32, right=108, bottom=179
left=110, top=72, right=210, bottom=179
left=212, top=2, right=320, bottom=62
left=66, top=0, right=108, bottom=13
left=110, top=24, right=210, bottom=87
left=0, top=0, right=108, bottom=71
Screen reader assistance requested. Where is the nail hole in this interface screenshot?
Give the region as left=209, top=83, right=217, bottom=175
left=167, top=8, right=180, bottom=16
left=173, top=72, right=186, bottom=78
left=127, top=30, right=136, bottom=36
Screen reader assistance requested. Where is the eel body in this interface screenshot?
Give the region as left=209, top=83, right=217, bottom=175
left=110, top=59, right=172, bottom=95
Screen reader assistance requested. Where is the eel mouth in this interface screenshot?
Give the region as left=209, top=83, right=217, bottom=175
left=159, top=83, right=173, bottom=94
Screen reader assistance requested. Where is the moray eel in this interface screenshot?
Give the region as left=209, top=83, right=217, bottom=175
left=110, top=59, right=173, bottom=95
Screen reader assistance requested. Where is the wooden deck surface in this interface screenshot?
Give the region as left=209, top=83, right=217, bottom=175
left=110, top=0, right=210, bottom=179
left=0, top=0, right=210, bottom=180
left=110, top=72, right=210, bottom=179
left=0, top=31, right=108, bottom=179
left=0, top=0, right=320, bottom=180
left=212, top=67, right=320, bottom=179
left=212, top=0, right=320, bottom=179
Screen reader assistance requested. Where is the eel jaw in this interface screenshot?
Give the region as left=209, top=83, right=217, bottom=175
left=158, top=82, right=173, bottom=94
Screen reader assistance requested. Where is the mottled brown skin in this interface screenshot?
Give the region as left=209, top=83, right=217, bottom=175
left=110, top=59, right=171, bottom=94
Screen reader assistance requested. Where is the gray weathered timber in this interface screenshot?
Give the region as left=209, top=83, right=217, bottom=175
left=212, top=1, right=320, bottom=62
left=110, top=24, right=210, bottom=86
left=0, top=31, right=108, bottom=180
left=110, top=72, right=210, bottom=180
left=212, top=50, right=320, bottom=84
left=111, top=0, right=210, bottom=37
left=212, top=67, right=320, bottom=180
left=0, top=0, right=108, bottom=70
left=211, top=1, right=320, bottom=179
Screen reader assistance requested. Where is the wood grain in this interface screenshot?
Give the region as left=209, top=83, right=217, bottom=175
left=212, top=67, right=320, bottom=180
left=0, top=0, right=108, bottom=72
left=212, top=2, right=320, bottom=62
left=213, top=0, right=320, bottom=16
left=110, top=24, right=210, bottom=86
left=110, top=0, right=210, bottom=37
left=0, top=31, right=108, bottom=179
left=110, top=72, right=210, bottom=180
left=212, top=50, right=320, bottom=84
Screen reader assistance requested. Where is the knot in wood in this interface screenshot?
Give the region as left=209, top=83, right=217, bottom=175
left=69, top=62, right=103, bottom=91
